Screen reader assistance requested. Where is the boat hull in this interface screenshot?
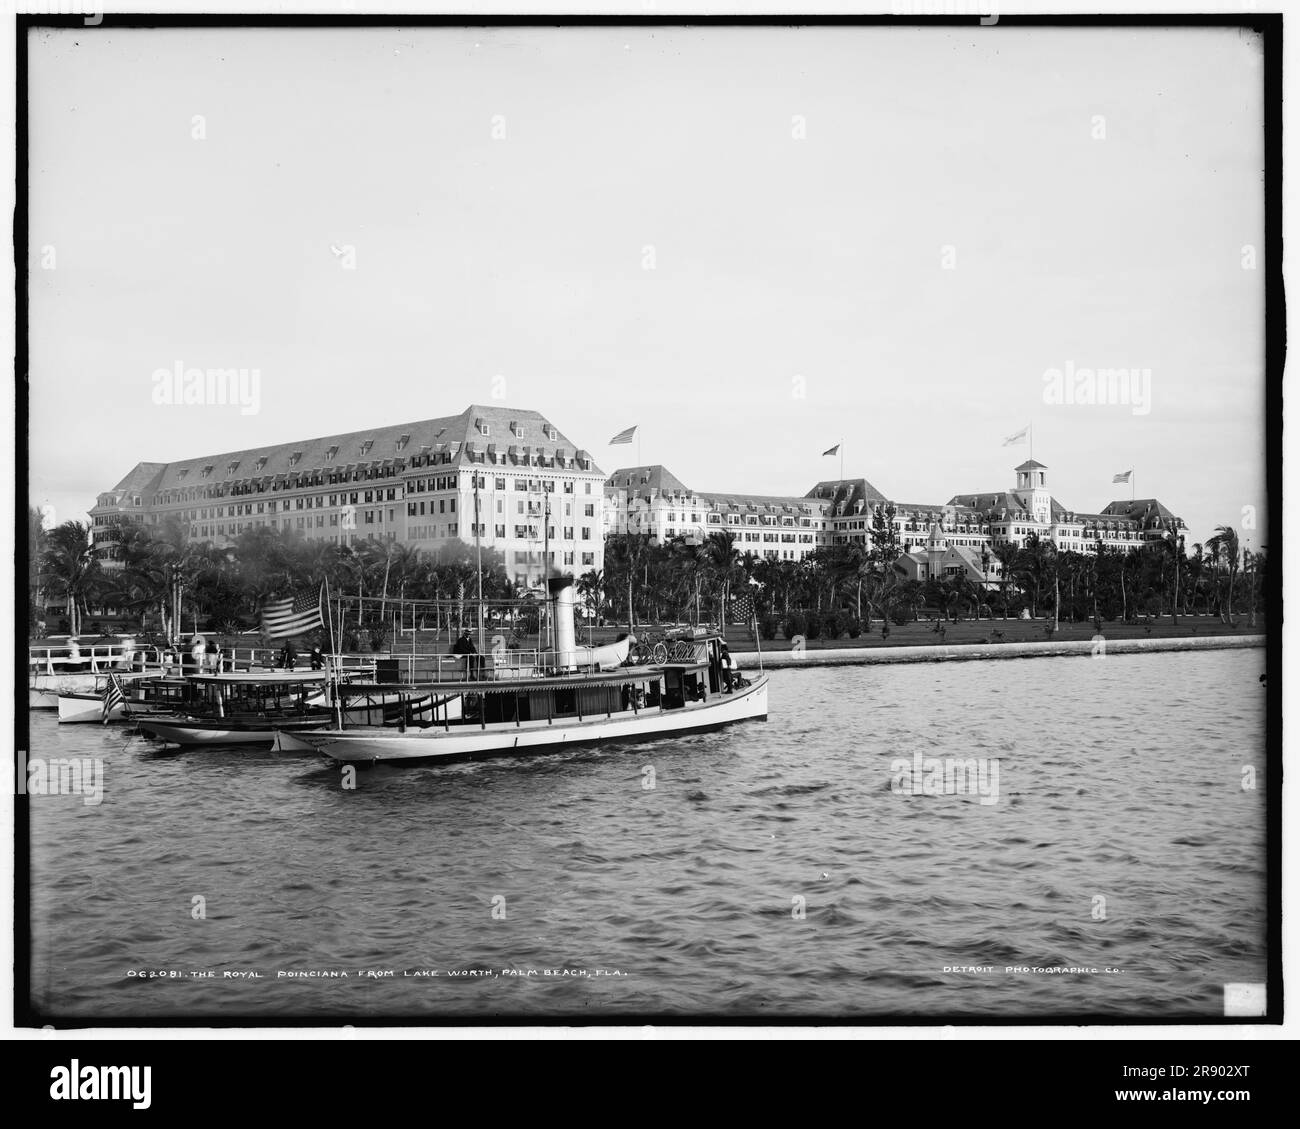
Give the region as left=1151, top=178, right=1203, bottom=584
left=57, top=693, right=126, bottom=725
left=31, top=673, right=104, bottom=709
left=136, top=717, right=336, bottom=746
left=279, top=675, right=769, bottom=763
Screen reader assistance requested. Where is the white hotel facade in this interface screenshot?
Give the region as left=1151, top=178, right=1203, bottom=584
left=603, top=459, right=1185, bottom=569
left=90, top=406, right=607, bottom=589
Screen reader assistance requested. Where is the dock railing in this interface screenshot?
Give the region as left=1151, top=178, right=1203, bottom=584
left=31, top=641, right=618, bottom=687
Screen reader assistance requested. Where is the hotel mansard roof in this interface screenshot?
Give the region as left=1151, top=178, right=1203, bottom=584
left=805, top=478, right=891, bottom=511
left=1099, top=498, right=1186, bottom=529
left=97, top=405, right=602, bottom=507
left=608, top=465, right=836, bottom=516
left=606, top=465, right=694, bottom=497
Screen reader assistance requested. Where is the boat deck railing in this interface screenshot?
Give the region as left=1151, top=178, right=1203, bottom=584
left=316, top=648, right=614, bottom=687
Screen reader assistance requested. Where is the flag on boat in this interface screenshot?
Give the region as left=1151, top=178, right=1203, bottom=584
left=1112, top=469, right=1133, bottom=483
left=261, top=585, right=325, bottom=639
left=1002, top=426, right=1029, bottom=446
left=729, top=591, right=755, bottom=624
left=101, top=673, right=125, bottom=724
left=608, top=425, right=638, bottom=445
left=822, top=444, right=839, bottom=457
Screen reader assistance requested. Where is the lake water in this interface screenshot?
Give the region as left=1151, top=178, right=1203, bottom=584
left=26, top=647, right=1269, bottom=1023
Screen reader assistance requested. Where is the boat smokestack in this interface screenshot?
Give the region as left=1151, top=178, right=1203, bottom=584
left=547, top=575, right=578, bottom=670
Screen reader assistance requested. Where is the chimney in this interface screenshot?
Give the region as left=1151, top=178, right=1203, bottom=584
left=547, top=575, right=578, bottom=670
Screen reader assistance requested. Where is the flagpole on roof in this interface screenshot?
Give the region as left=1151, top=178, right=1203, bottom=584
left=840, top=439, right=844, bottom=482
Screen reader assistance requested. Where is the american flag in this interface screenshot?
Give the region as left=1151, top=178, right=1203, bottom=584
left=261, top=585, right=324, bottom=639
left=822, top=444, right=839, bottom=457
left=101, top=673, right=125, bottom=724
left=1112, top=469, right=1133, bottom=483
left=608, top=425, right=637, bottom=445
left=729, top=591, right=755, bottom=624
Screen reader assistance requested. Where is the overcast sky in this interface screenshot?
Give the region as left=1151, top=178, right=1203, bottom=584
left=27, top=23, right=1267, bottom=549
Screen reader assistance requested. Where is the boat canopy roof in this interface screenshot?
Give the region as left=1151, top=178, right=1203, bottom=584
left=186, top=670, right=330, bottom=684
left=333, top=666, right=667, bottom=696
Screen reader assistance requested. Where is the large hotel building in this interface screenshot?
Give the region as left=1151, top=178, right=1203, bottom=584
left=90, top=403, right=1184, bottom=593
left=90, top=405, right=607, bottom=588
left=603, top=459, right=1185, bottom=586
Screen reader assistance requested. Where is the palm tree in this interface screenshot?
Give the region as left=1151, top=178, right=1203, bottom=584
left=1162, top=532, right=1184, bottom=624
left=576, top=568, right=606, bottom=628
left=29, top=506, right=49, bottom=633
left=1205, top=525, right=1241, bottom=622
left=992, top=542, right=1018, bottom=619
left=698, top=529, right=739, bottom=632
left=41, top=521, right=99, bottom=636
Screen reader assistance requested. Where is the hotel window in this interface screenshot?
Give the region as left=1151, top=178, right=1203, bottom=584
left=581, top=527, right=591, bottom=540
left=495, top=524, right=506, bottom=538
left=585, top=483, right=592, bottom=494
left=582, top=552, right=594, bottom=566
left=584, top=504, right=594, bottom=517
left=494, top=477, right=506, bottom=490
left=564, top=526, right=574, bottom=540
left=564, top=551, right=574, bottom=566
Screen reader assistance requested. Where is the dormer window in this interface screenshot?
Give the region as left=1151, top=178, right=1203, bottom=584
left=227, top=461, right=240, bottom=476
left=288, top=451, right=303, bottom=466
left=178, top=469, right=189, bottom=480
left=510, top=420, right=524, bottom=438
left=325, top=446, right=338, bottom=462
left=396, top=434, right=410, bottom=451
left=358, top=440, right=373, bottom=457
left=200, top=466, right=213, bottom=479
left=253, top=457, right=268, bottom=472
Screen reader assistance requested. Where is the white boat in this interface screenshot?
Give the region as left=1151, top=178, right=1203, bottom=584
left=274, top=669, right=768, bottom=762
left=56, top=674, right=194, bottom=724
left=273, top=576, right=768, bottom=764
left=134, top=670, right=462, bottom=747
left=29, top=638, right=173, bottom=709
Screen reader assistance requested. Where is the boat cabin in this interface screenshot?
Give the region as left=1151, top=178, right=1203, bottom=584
left=184, top=670, right=330, bottom=718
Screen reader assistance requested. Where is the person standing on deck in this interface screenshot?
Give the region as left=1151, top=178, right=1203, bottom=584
left=451, top=630, right=478, bottom=681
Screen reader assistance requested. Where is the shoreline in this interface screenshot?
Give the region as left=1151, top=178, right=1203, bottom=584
left=732, top=633, right=1266, bottom=668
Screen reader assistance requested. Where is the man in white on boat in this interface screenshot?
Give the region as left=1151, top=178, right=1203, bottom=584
left=189, top=634, right=206, bottom=674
